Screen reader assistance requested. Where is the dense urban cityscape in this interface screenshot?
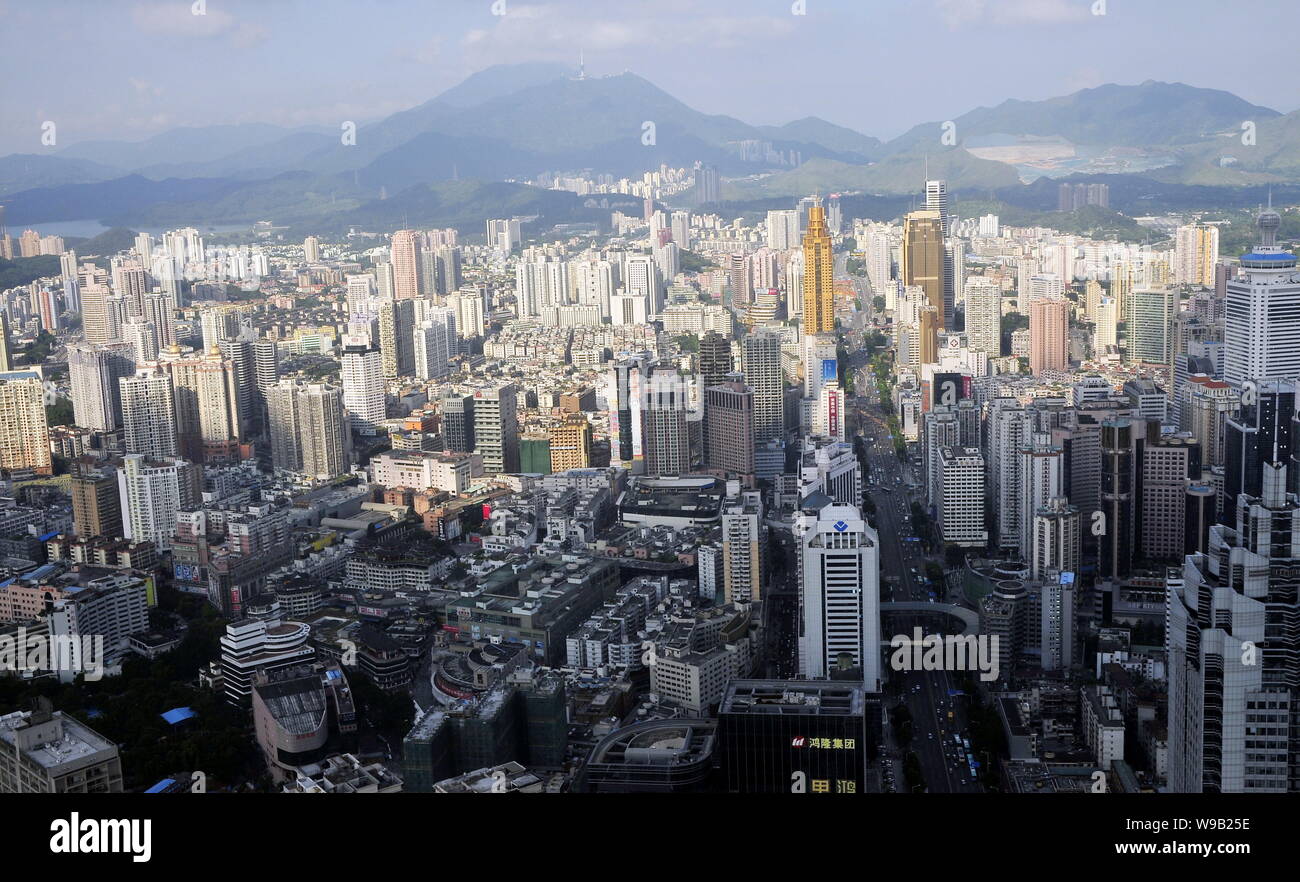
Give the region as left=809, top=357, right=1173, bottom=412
left=0, top=0, right=1296, bottom=860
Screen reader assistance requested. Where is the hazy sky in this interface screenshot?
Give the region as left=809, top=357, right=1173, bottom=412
left=2, top=0, right=1296, bottom=156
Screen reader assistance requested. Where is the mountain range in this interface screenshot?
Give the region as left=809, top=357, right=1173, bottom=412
left=2, top=64, right=1297, bottom=233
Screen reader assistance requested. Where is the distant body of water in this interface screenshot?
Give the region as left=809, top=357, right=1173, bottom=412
left=16, top=219, right=253, bottom=239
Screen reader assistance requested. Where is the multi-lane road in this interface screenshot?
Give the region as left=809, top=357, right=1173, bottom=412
left=851, top=337, right=984, bottom=793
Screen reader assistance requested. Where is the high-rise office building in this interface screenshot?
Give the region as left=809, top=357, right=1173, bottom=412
left=1223, top=380, right=1294, bottom=510
left=441, top=393, right=475, bottom=454
left=742, top=332, right=784, bottom=446
left=1137, top=430, right=1200, bottom=562
left=1030, top=496, right=1080, bottom=582
left=473, top=384, right=519, bottom=475
left=641, top=372, right=692, bottom=477
left=1098, top=419, right=1137, bottom=580
left=937, top=446, right=987, bottom=548
left=901, top=210, right=946, bottom=329
left=705, top=379, right=755, bottom=479
left=1128, top=287, right=1176, bottom=367
left=1224, top=208, right=1300, bottom=388
left=796, top=499, right=880, bottom=689
left=389, top=230, right=423, bottom=300
left=801, top=203, right=835, bottom=334
left=1168, top=461, right=1300, bottom=792
left=717, top=680, right=876, bottom=795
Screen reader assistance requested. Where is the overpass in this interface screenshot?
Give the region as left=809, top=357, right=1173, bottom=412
left=878, top=601, right=980, bottom=644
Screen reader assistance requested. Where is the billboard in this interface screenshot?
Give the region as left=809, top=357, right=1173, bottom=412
left=932, top=372, right=970, bottom=407
left=821, top=358, right=838, bottom=383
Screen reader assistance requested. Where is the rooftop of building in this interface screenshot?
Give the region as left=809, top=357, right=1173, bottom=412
left=719, top=680, right=866, bottom=716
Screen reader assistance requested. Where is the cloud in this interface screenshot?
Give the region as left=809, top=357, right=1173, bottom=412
left=935, top=0, right=1090, bottom=29
left=459, top=2, right=795, bottom=63
left=128, top=77, right=165, bottom=98
left=130, top=1, right=268, bottom=47
left=403, top=36, right=444, bottom=65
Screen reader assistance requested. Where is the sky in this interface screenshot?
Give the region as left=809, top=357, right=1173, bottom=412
left=1, top=0, right=1296, bottom=156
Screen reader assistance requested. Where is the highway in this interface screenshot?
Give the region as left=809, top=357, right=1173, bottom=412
left=841, top=284, right=984, bottom=793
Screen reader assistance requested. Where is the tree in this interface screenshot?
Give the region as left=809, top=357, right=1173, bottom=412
left=45, top=398, right=75, bottom=427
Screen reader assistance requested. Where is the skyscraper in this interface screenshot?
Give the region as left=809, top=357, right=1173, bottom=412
left=902, top=210, right=946, bottom=329
left=377, top=297, right=416, bottom=379
left=116, top=454, right=188, bottom=551
left=390, top=230, right=423, bottom=300
left=1224, top=208, right=1300, bottom=388
left=926, top=179, right=957, bottom=322
left=340, top=335, right=385, bottom=436
left=120, top=368, right=178, bottom=460
left=473, top=384, right=519, bottom=475
left=742, top=332, right=784, bottom=446
left=698, top=331, right=732, bottom=392
left=705, top=379, right=755, bottom=479
left=267, top=380, right=351, bottom=480
left=1128, top=287, right=1176, bottom=367
left=963, top=277, right=1001, bottom=356
left=1098, top=419, right=1137, bottom=581
left=0, top=372, right=52, bottom=475
left=68, top=342, right=136, bottom=432
left=1174, top=223, right=1219, bottom=288
left=1029, top=297, right=1069, bottom=375
left=161, top=346, right=243, bottom=462
left=796, top=499, right=880, bottom=690
left=441, top=393, right=475, bottom=453
left=1168, top=461, right=1300, bottom=792
left=801, top=203, right=835, bottom=334
left=641, top=372, right=693, bottom=477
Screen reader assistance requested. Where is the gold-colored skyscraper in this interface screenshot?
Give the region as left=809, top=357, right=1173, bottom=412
left=801, top=203, right=835, bottom=333
left=902, top=209, right=946, bottom=329
left=919, top=306, right=940, bottom=365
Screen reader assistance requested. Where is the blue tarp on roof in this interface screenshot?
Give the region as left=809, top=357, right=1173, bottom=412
left=160, top=707, right=197, bottom=725
left=37, top=531, right=60, bottom=542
